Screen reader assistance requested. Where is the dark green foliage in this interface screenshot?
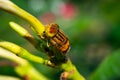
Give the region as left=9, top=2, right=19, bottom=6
left=89, top=50, right=120, bottom=80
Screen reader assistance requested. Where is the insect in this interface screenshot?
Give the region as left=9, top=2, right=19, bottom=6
left=44, top=23, right=70, bottom=54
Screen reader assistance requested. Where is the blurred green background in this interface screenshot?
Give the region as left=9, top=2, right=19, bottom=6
left=0, top=0, right=120, bottom=80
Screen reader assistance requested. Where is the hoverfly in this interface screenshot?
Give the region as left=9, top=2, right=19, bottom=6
left=43, top=23, right=70, bottom=54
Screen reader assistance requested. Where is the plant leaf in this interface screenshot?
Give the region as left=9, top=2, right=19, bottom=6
left=89, top=49, right=120, bottom=80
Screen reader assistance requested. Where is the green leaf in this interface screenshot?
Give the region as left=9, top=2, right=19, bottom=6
left=89, top=49, right=120, bottom=80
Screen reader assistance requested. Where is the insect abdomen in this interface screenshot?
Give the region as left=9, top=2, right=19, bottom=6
left=51, top=29, right=70, bottom=53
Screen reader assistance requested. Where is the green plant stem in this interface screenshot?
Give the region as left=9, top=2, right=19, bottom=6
left=0, top=0, right=45, bottom=37
left=0, top=75, right=20, bottom=80
left=61, top=59, right=85, bottom=80
left=9, top=21, right=39, bottom=47
left=0, top=47, right=28, bottom=66
left=0, top=41, right=53, bottom=66
left=0, top=47, right=49, bottom=80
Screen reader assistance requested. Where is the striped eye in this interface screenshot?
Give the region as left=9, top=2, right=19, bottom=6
left=45, top=23, right=70, bottom=54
